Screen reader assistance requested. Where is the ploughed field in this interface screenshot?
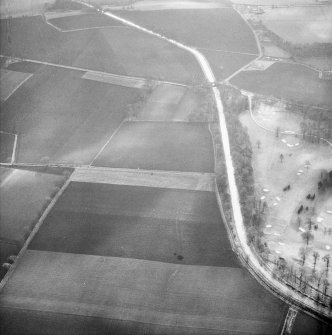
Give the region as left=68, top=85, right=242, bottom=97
left=0, top=16, right=203, bottom=83
left=231, top=63, right=332, bottom=107
left=29, top=182, right=238, bottom=267
left=93, top=121, right=215, bottom=172
left=1, top=181, right=288, bottom=334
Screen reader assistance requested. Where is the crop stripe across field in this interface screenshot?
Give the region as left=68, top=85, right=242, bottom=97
left=197, top=47, right=258, bottom=57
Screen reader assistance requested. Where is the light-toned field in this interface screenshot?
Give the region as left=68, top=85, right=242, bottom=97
left=94, top=121, right=215, bottom=172
left=261, top=7, right=332, bottom=44
left=0, top=250, right=287, bottom=334
left=110, top=0, right=231, bottom=10
left=82, top=71, right=146, bottom=88
left=0, top=69, right=33, bottom=101
left=262, top=43, right=291, bottom=59
left=0, top=167, right=64, bottom=242
left=137, top=84, right=199, bottom=121
left=71, top=166, right=215, bottom=191
left=0, top=0, right=51, bottom=18
left=240, top=105, right=332, bottom=280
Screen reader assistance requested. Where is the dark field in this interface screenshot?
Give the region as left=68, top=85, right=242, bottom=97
left=0, top=250, right=287, bottom=335
left=117, top=8, right=258, bottom=54
left=6, top=61, right=42, bottom=73
left=0, top=16, right=203, bottom=83
left=29, top=182, right=238, bottom=267
left=94, top=122, right=214, bottom=172
left=231, top=63, right=332, bottom=107
left=0, top=66, right=139, bottom=164
left=49, top=13, right=124, bottom=31
left=292, top=311, right=332, bottom=335
left=0, top=133, right=14, bottom=163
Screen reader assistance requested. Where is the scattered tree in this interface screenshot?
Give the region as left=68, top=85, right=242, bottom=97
left=313, top=251, right=320, bottom=272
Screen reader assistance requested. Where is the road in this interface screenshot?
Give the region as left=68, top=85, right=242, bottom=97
left=74, top=0, right=332, bottom=320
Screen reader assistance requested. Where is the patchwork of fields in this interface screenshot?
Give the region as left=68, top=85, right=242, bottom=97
left=0, top=16, right=203, bottom=83
left=1, top=5, right=330, bottom=335
left=1, top=65, right=140, bottom=164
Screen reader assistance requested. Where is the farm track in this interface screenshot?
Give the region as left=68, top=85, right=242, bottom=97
left=71, top=166, right=215, bottom=191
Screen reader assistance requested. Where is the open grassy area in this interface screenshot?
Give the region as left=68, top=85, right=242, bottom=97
left=117, top=8, right=258, bottom=54
left=94, top=121, right=214, bottom=172
left=48, top=13, right=124, bottom=31
left=239, top=104, right=332, bottom=286
left=0, top=250, right=287, bottom=335
left=29, top=182, right=237, bottom=267
left=231, top=63, right=332, bottom=107
left=0, top=16, right=203, bottom=83
left=0, top=66, right=140, bottom=164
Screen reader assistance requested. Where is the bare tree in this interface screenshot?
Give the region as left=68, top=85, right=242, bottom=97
left=301, top=231, right=314, bottom=246
left=299, top=247, right=309, bottom=266
left=322, top=254, right=330, bottom=274
left=313, top=251, right=320, bottom=272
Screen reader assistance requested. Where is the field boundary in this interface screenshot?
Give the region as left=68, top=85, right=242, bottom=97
left=0, top=55, right=187, bottom=88
left=0, top=176, right=72, bottom=292
left=0, top=72, right=33, bottom=101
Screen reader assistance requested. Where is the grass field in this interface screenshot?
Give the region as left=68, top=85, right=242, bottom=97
left=94, top=121, right=214, bottom=172
left=0, top=16, right=203, bottom=83
left=231, top=63, right=332, bottom=107
left=48, top=13, right=124, bottom=31
left=240, top=106, right=332, bottom=282
left=0, top=132, right=15, bottom=162
left=29, top=182, right=237, bottom=267
left=0, top=250, right=287, bottom=335
left=0, top=66, right=140, bottom=164
left=117, top=8, right=258, bottom=54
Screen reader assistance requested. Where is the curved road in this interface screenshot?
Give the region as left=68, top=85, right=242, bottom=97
left=78, top=0, right=331, bottom=321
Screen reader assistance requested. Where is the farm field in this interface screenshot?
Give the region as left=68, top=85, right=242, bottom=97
left=0, top=250, right=287, bottom=335
left=239, top=105, right=332, bottom=285
left=117, top=8, right=258, bottom=54
left=110, top=0, right=232, bottom=11
left=261, top=7, right=332, bottom=44
left=93, top=121, right=214, bottom=172
left=48, top=13, right=124, bottom=31
left=0, top=166, right=65, bottom=279
left=231, top=63, right=332, bottom=107
left=0, top=68, right=32, bottom=101
left=28, top=182, right=238, bottom=267
left=137, top=84, right=202, bottom=121
left=0, top=16, right=203, bottom=83
left=0, top=66, right=140, bottom=164
left=292, top=311, right=332, bottom=335
left=0, top=132, right=15, bottom=163
left=202, top=49, right=256, bottom=80
left=0, top=167, right=65, bottom=242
